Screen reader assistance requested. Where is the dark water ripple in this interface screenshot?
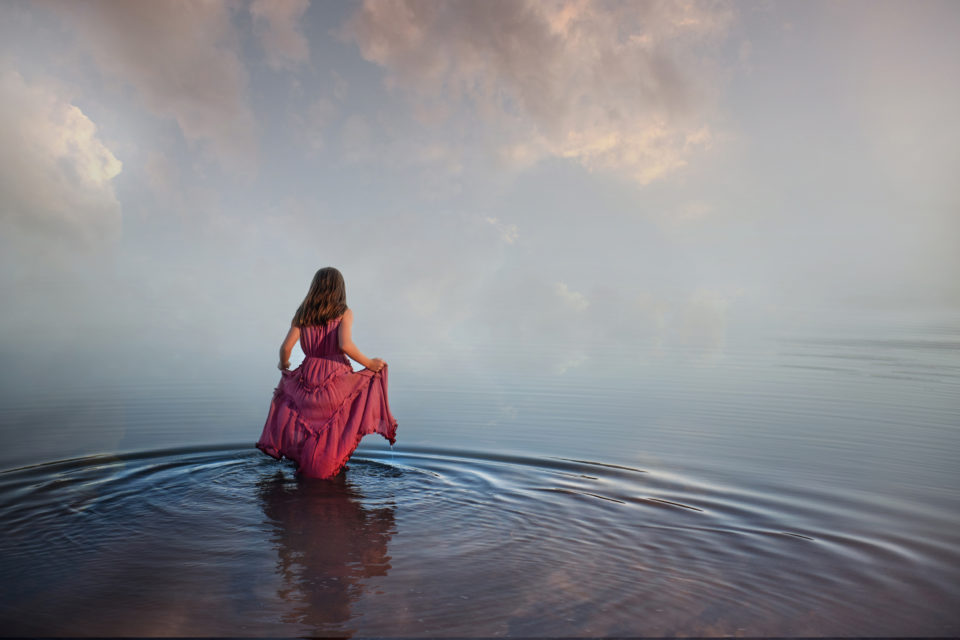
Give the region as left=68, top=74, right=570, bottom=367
left=1, top=310, right=958, bottom=635
left=1, top=443, right=957, bottom=637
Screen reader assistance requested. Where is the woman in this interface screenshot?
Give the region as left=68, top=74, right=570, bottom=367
left=255, top=267, right=398, bottom=478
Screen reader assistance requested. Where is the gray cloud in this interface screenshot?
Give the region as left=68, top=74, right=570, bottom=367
left=44, top=0, right=257, bottom=173
left=344, top=0, right=734, bottom=184
left=250, top=0, right=311, bottom=70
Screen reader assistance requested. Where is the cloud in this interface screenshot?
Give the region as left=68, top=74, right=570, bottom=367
left=485, top=216, right=519, bottom=244
left=555, top=281, right=589, bottom=312
left=0, top=67, right=122, bottom=245
left=250, top=0, right=311, bottom=70
left=45, top=0, right=257, bottom=173
left=344, top=0, right=734, bottom=184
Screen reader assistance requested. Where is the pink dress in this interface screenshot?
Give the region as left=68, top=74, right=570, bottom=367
left=255, top=315, right=398, bottom=478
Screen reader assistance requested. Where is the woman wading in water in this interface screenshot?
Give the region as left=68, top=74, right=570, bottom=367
left=255, top=267, right=397, bottom=478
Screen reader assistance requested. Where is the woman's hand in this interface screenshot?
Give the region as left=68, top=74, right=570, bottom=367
left=278, top=361, right=290, bottom=371
left=368, top=358, right=386, bottom=372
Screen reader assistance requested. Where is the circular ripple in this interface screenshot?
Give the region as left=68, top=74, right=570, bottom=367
left=0, top=444, right=957, bottom=637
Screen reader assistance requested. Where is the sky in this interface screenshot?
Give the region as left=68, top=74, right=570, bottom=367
left=1, top=0, right=958, bottom=388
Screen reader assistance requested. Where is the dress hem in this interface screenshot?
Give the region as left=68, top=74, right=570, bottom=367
left=255, top=363, right=398, bottom=480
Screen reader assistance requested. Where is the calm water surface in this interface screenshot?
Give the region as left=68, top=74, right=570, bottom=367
left=1, top=308, right=958, bottom=636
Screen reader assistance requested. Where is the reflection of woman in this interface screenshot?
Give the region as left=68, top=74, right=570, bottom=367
left=256, top=267, right=398, bottom=478
left=256, top=470, right=396, bottom=633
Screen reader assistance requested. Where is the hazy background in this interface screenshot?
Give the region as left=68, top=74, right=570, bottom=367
left=1, top=0, right=957, bottom=398
left=2, top=5, right=959, bottom=633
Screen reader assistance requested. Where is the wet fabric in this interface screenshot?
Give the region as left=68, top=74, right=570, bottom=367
left=255, top=315, right=397, bottom=478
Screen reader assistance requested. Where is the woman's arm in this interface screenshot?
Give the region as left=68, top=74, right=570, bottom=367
left=278, top=324, right=300, bottom=370
left=338, top=308, right=385, bottom=372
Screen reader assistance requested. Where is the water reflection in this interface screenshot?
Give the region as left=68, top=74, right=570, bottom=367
left=0, top=445, right=957, bottom=635
left=0, top=308, right=958, bottom=635
left=256, top=468, right=396, bottom=636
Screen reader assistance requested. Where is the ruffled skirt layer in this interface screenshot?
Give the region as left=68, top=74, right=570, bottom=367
left=255, top=358, right=397, bottom=479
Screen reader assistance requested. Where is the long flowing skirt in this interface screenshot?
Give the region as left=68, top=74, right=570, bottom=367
left=256, top=358, right=397, bottom=478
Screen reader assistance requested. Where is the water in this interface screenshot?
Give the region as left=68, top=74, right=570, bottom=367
left=1, top=308, right=958, bottom=636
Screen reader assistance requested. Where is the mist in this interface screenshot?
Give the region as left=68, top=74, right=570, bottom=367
left=1, top=0, right=957, bottom=396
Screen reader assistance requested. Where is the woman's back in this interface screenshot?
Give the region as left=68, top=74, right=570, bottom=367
left=299, top=315, right=344, bottom=358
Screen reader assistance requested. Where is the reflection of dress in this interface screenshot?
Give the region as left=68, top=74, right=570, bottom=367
left=256, top=471, right=396, bottom=633
left=255, top=315, right=398, bottom=478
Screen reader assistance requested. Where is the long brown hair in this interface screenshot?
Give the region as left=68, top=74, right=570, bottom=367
left=291, top=267, right=348, bottom=327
